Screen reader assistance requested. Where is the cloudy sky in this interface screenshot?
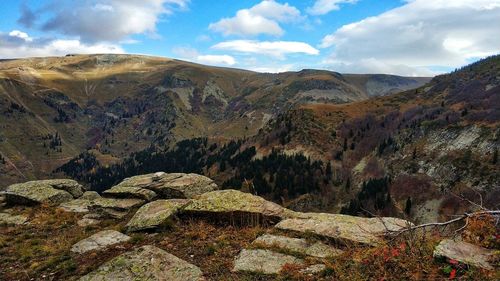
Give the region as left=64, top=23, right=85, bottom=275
left=1, top=0, right=500, bottom=76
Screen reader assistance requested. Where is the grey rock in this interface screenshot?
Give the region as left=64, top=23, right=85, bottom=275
left=87, top=197, right=145, bottom=219
left=276, top=213, right=411, bottom=246
left=300, top=264, right=326, bottom=275
left=232, top=249, right=304, bottom=275
left=71, top=230, right=131, bottom=254
left=103, top=185, right=157, bottom=201
left=0, top=212, right=28, bottom=226
left=434, top=239, right=497, bottom=270
left=59, top=192, right=103, bottom=213
left=79, top=245, right=205, bottom=281
left=253, top=234, right=343, bottom=258
left=126, top=199, right=190, bottom=232
left=2, top=180, right=80, bottom=205
left=116, top=172, right=218, bottom=199
left=77, top=218, right=100, bottom=227
left=184, top=190, right=296, bottom=224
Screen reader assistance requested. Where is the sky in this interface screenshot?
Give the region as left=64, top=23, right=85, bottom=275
left=1, top=0, right=500, bottom=76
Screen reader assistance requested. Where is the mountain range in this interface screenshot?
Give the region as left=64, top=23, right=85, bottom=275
left=1, top=54, right=498, bottom=223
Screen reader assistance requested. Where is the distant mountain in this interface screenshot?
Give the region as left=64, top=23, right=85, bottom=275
left=50, top=55, right=499, bottom=224
left=0, top=54, right=429, bottom=187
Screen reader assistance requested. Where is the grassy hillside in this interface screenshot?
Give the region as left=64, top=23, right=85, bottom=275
left=0, top=54, right=428, bottom=187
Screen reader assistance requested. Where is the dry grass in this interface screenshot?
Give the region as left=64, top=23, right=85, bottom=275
left=1, top=205, right=498, bottom=281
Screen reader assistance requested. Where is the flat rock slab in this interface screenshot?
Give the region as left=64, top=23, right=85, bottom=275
left=184, top=190, right=295, bottom=224
left=79, top=245, right=205, bottom=281
left=111, top=172, right=218, bottom=199
left=301, top=264, right=326, bottom=275
left=276, top=213, right=411, bottom=246
left=253, top=234, right=343, bottom=258
left=88, top=197, right=145, bottom=219
left=126, top=199, right=190, bottom=232
left=71, top=230, right=131, bottom=254
left=2, top=179, right=84, bottom=205
left=103, top=185, right=157, bottom=201
left=233, top=249, right=304, bottom=275
left=433, top=239, right=497, bottom=270
left=59, top=192, right=102, bottom=213
left=77, top=218, right=100, bottom=227
left=0, top=212, right=28, bottom=226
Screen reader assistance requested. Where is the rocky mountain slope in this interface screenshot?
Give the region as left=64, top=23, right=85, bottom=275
left=0, top=176, right=497, bottom=280
left=46, top=55, right=500, bottom=226
left=0, top=54, right=429, bottom=187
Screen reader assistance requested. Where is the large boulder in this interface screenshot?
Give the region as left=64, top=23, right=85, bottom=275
left=252, top=234, right=343, bottom=258
left=233, top=249, right=304, bottom=275
left=183, top=190, right=295, bottom=225
left=112, top=172, right=218, bottom=199
left=276, top=213, right=411, bottom=246
left=126, top=199, right=191, bottom=232
left=59, top=191, right=102, bottom=213
left=79, top=245, right=205, bottom=281
left=71, top=230, right=131, bottom=254
left=433, top=239, right=497, bottom=270
left=2, top=179, right=84, bottom=205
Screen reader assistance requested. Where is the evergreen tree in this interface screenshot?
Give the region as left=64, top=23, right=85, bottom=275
left=405, top=197, right=412, bottom=215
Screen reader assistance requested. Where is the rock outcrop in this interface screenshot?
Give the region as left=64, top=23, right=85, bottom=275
left=183, top=189, right=295, bottom=224
left=79, top=245, right=205, bottom=281
left=252, top=234, right=343, bottom=258
left=126, top=199, right=190, bottom=232
left=107, top=172, right=218, bottom=200
left=59, top=191, right=101, bottom=213
left=433, top=239, right=497, bottom=270
left=276, top=213, right=411, bottom=246
left=87, top=197, right=146, bottom=219
left=103, top=185, right=158, bottom=201
left=71, top=230, right=131, bottom=254
left=2, top=179, right=84, bottom=205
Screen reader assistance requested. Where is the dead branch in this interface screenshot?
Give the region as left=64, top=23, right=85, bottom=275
left=388, top=210, right=500, bottom=236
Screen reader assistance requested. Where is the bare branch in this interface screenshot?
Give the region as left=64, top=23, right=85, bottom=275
left=388, top=210, right=500, bottom=236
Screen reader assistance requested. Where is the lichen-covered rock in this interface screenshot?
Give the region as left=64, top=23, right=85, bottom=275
left=300, top=264, right=326, bottom=275
left=0, top=212, right=28, bottom=226
left=79, top=245, right=205, bottom=281
left=433, top=239, right=497, bottom=270
left=77, top=218, right=100, bottom=227
left=2, top=179, right=83, bottom=205
left=71, top=230, right=131, bottom=254
left=183, top=190, right=295, bottom=224
left=59, top=192, right=103, bottom=213
left=232, top=249, right=304, bottom=275
left=276, top=213, right=411, bottom=246
left=126, top=199, right=190, bottom=232
left=252, top=234, right=343, bottom=258
left=103, top=185, right=157, bottom=201
left=115, top=172, right=218, bottom=199
left=87, top=197, right=145, bottom=219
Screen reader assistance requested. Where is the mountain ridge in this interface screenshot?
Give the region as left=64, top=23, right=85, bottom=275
left=0, top=54, right=430, bottom=187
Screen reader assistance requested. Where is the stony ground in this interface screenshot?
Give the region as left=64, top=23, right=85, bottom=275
left=0, top=175, right=498, bottom=280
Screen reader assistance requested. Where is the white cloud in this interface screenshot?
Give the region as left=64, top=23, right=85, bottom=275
left=0, top=30, right=124, bottom=59
left=8, top=30, right=33, bottom=42
left=320, top=0, right=500, bottom=75
left=172, top=46, right=236, bottom=66
left=307, top=0, right=358, bottom=16
left=23, top=0, right=190, bottom=42
left=196, top=55, right=236, bottom=66
left=209, top=0, right=302, bottom=37
left=212, top=40, right=319, bottom=59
